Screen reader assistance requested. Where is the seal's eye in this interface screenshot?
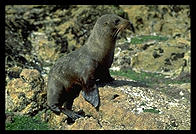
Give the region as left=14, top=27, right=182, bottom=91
left=104, top=22, right=109, bottom=26
left=114, top=19, right=120, bottom=25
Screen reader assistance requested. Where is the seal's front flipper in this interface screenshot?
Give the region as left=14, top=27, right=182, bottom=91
left=81, top=85, right=100, bottom=109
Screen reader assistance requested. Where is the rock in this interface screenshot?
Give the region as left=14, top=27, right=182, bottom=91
left=129, top=41, right=190, bottom=78
left=47, top=112, right=69, bottom=130
left=174, top=50, right=190, bottom=80
left=68, top=117, right=102, bottom=130
left=29, top=32, right=60, bottom=66
left=5, top=6, right=37, bottom=70
left=120, top=5, right=190, bottom=38
left=5, top=69, right=46, bottom=115
left=6, top=66, right=22, bottom=83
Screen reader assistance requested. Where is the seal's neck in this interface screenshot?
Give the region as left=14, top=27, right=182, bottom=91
left=85, top=30, right=116, bottom=62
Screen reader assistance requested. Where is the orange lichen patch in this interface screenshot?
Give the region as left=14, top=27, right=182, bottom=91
left=7, top=78, right=30, bottom=92
left=48, top=112, right=68, bottom=129
left=21, top=103, right=32, bottom=114
left=25, top=91, right=35, bottom=99
left=6, top=69, right=45, bottom=114
left=9, top=93, right=21, bottom=106
left=20, top=69, right=40, bottom=82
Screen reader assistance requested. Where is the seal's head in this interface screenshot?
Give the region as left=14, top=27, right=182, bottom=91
left=94, top=14, right=135, bottom=40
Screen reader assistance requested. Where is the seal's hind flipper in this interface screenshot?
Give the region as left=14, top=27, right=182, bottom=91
left=49, top=104, right=83, bottom=120
left=81, top=85, right=100, bottom=109
left=49, top=104, right=61, bottom=115
left=61, top=108, right=83, bottom=121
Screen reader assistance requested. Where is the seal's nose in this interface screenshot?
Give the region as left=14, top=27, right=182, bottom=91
left=125, top=21, right=135, bottom=33
left=129, top=22, right=135, bottom=33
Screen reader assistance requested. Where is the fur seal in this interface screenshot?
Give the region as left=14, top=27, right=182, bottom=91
left=47, top=14, right=135, bottom=120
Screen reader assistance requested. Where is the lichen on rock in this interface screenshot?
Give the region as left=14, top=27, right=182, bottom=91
left=6, top=69, right=46, bottom=115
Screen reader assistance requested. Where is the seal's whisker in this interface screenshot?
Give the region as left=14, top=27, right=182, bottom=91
left=112, top=28, right=118, bottom=38
left=113, top=28, right=119, bottom=38
left=113, top=27, right=122, bottom=39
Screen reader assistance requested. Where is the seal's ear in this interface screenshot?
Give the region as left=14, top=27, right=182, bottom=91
left=114, top=19, right=120, bottom=25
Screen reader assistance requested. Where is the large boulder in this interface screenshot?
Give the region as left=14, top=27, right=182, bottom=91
left=6, top=69, right=46, bottom=115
